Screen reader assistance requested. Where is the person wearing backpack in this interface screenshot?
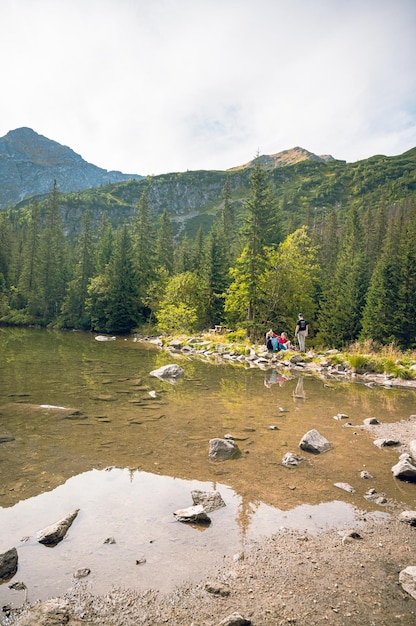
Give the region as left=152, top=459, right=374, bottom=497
left=294, top=314, right=309, bottom=352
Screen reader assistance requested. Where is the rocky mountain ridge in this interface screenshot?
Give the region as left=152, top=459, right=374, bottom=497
left=0, top=127, right=142, bottom=208
left=228, top=146, right=334, bottom=171
left=0, top=127, right=334, bottom=209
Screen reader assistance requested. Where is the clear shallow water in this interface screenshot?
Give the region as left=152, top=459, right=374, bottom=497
left=0, top=328, right=415, bottom=605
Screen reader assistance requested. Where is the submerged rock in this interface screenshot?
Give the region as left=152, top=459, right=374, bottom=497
left=334, top=482, right=355, bottom=493
left=299, top=429, right=331, bottom=454
left=209, top=438, right=240, bottom=461
left=0, top=547, right=18, bottom=581
left=149, top=364, right=184, bottom=383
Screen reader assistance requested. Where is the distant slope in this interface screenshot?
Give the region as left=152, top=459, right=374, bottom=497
left=1, top=128, right=415, bottom=243
left=228, top=146, right=335, bottom=171
left=43, top=147, right=416, bottom=241
left=0, top=127, right=142, bottom=208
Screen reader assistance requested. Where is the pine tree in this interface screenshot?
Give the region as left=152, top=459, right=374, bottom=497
left=220, top=177, right=238, bottom=259
left=192, top=226, right=205, bottom=273
left=96, top=213, right=114, bottom=273
left=61, top=211, right=96, bottom=329
left=103, top=225, right=139, bottom=334
left=200, top=224, right=229, bottom=327
left=37, top=181, right=68, bottom=323
left=0, top=212, right=12, bottom=291
left=156, top=209, right=174, bottom=275
left=237, top=156, right=280, bottom=335
left=397, top=202, right=416, bottom=348
left=132, top=191, right=156, bottom=318
left=362, top=201, right=416, bottom=348
left=317, top=206, right=367, bottom=347
left=174, top=234, right=194, bottom=274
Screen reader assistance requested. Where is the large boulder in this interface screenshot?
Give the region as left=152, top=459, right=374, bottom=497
left=0, top=547, right=18, bottom=580
left=149, top=364, right=185, bottom=384
left=209, top=438, right=240, bottom=461
left=391, top=454, right=416, bottom=482
left=299, top=429, right=331, bottom=454
left=399, top=566, right=416, bottom=600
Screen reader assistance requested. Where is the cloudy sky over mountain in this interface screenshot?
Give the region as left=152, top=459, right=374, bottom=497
left=1, top=0, right=415, bottom=175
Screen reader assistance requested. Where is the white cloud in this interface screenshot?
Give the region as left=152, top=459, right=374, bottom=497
left=0, top=0, right=415, bottom=174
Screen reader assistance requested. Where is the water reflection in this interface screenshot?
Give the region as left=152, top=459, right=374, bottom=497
left=264, top=368, right=290, bottom=388
left=1, top=328, right=416, bottom=603
left=0, top=467, right=385, bottom=605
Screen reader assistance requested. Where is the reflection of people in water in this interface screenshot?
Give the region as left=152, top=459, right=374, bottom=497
left=264, top=369, right=289, bottom=388
left=293, top=377, right=306, bottom=399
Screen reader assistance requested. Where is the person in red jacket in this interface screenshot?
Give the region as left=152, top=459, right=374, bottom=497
left=277, top=332, right=291, bottom=351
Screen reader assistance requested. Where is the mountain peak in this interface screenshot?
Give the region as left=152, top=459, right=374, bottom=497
left=228, top=146, right=335, bottom=171
left=0, top=128, right=142, bottom=208
left=1, top=127, right=83, bottom=166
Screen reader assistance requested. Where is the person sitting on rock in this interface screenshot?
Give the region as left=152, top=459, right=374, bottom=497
left=266, top=329, right=278, bottom=352
left=278, top=332, right=291, bottom=351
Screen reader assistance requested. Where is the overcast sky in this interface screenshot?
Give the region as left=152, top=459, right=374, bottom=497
left=1, top=0, right=415, bottom=175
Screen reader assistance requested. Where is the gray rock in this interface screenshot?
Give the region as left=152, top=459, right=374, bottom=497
left=374, top=438, right=400, bottom=447
left=73, top=567, right=90, bottom=579
left=205, top=582, right=231, bottom=597
left=392, top=454, right=416, bottom=482
left=209, top=438, right=240, bottom=461
left=282, top=452, right=304, bottom=467
left=364, top=417, right=380, bottom=425
left=409, top=439, right=416, bottom=462
left=299, top=429, right=331, bottom=454
left=333, top=413, right=349, bottom=420
left=149, top=364, right=184, bottom=383
left=191, top=490, right=226, bottom=513
left=399, top=566, right=416, bottom=600
left=360, top=470, right=373, bottom=479
left=11, top=598, right=70, bottom=626
left=168, top=339, right=183, bottom=349
left=0, top=547, right=18, bottom=581
left=334, top=482, right=355, bottom=493
left=36, top=509, right=79, bottom=546
left=216, top=612, right=251, bottom=626
left=173, top=505, right=211, bottom=525
left=399, top=511, right=416, bottom=526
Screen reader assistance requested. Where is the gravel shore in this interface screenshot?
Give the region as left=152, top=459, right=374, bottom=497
left=2, top=351, right=416, bottom=626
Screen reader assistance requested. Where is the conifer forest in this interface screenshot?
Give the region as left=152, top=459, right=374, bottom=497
left=0, top=151, right=415, bottom=350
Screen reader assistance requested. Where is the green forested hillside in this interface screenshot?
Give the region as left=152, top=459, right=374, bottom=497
left=9, top=147, right=416, bottom=239
left=0, top=149, right=415, bottom=350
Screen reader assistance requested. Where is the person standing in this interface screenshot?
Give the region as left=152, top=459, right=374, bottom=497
left=294, top=314, right=308, bottom=352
